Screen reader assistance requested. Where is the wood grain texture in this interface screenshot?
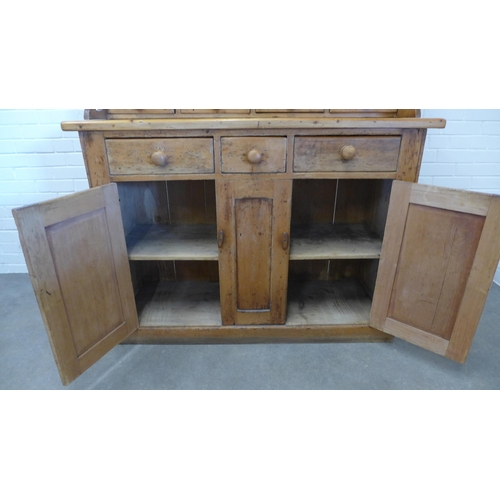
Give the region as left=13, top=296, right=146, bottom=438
left=12, top=184, right=138, bottom=385
left=446, top=196, right=500, bottom=362
left=221, top=136, right=287, bottom=173
left=369, top=181, right=413, bottom=330
left=294, top=136, right=401, bottom=173
left=290, top=223, right=382, bottom=260
left=217, top=179, right=292, bottom=326
left=106, top=138, right=214, bottom=175
left=396, top=129, right=426, bottom=181
left=79, top=132, right=109, bottom=187
left=287, top=279, right=372, bottom=326
left=63, top=117, right=447, bottom=132
left=126, top=224, right=218, bottom=261
left=371, top=181, right=500, bottom=362
left=387, top=204, right=484, bottom=340
left=125, top=324, right=393, bottom=344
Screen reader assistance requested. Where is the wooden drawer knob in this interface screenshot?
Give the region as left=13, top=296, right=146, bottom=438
left=247, top=149, right=263, bottom=164
left=340, top=145, right=356, bottom=161
left=151, top=151, right=168, bottom=167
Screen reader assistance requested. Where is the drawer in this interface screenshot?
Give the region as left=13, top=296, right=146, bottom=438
left=221, top=137, right=287, bottom=174
left=293, top=136, right=401, bottom=173
left=106, top=138, right=214, bottom=175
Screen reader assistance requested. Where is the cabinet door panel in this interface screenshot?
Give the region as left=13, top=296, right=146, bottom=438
left=371, top=181, right=500, bottom=363
left=13, top=184, right=138, bottom=385
left=217, top=179, right=292, bottom=325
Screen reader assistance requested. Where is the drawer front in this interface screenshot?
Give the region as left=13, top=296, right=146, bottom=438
left=221, top=137, right=287, bottom=174
left=106, top=138, right=214, bottom=175
left=294, top=136, right=401, bottom=173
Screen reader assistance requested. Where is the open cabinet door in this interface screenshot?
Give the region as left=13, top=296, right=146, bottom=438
left=370, top=181, right=500, bottom=363
left=13, top=184, right=138, bottom=385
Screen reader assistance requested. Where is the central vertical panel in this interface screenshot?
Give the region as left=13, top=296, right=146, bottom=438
left=235, top=198, right=273, bottom=311
left=217, top=179, right=292, bottom=326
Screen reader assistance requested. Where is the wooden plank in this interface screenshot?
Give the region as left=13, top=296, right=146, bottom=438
left=136, top=281, right=221, bottom=327
left=290, top=223, right=382, bottom=260
left=287, top=279, right=372, bottom=326
left=79, top=132, right=109, bottom=187
left=12, top=184, right=138, bottom=385
left=383, top=318, right=449, bottom=355
left=370, top=181, right=413, bottom=330
left=294, top=136, right=401, bottom=173
left=180, top=109, right=250, bottom=114
left=167, top=180, right=216, bottom=224
left=216, top=179, right=292, bottom=326
left=125, top=324, right=393, bottom=344
left=410, top=183, right=491, bottom=216
left=396, top=129, right=426, bottom=181
left=126, top=224, right=218, bottom=261
left=291, top=179, right=337, bottom=224
left=387, top=204, right=485, bottom=340
left=235, top=198, right=273, bottom=310
left=106, top=138, right=214, bottom=175
left=446, top=196, right=500, bottom=362
left=61, top=117, right=447, bottom=132
left=221, top=136, right=287, bottom=173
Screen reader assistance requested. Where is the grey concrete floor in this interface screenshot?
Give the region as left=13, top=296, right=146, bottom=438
left=1, top=273, right=500, bottom=389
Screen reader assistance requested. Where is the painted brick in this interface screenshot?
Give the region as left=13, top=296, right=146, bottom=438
left=15, top=168, right=53, bottom=180
left=0, top=231, right=20, bottom=243
left=0, top=141, right=16, bottom=153
left=471, top=177, right=500, bottom=189
left=0, top=253, right=24, bottom=264
left=22, top=124, right=62, bottom=139
left=74, top=179, right=90, bottom=191
left=0, top=125, right=23, bottom=139
left=20, top=193, right=56, bottom=204
left=0, top=218, right=18, bottom=230
left=421, top=149, right=437, bottom=163
left=38, top=109, right=83, bottom=123
left=432, top=177, right=474, bottom=189
left=27, top=154, right=67, bottom=167
left=418, top=176, right=433, bottom=185
left=456, top=164, right=500, bottom=176
left=0, top=154, right=30, bottom=168
left=0, top=181, right=37, bottom=193
left=52, top=139, right=75, bottom=152
left=14, top=139, right=54, bottom=153
left=441, top=121, right=483, bottom=135
left=0, top=169, right=15, bottom=180
left=482, top=122, right=500, bottom=135
left=487, top=137, right=500, bottom=149
left=465, top=109, right=500, bottom=121
left=0, top=110, right=39, bottom=124
left=0, top=194, right=23, bottom=206
left=449, top=136, right=489, bottom=149
left=419, top=164, right=456, bottom=177
left=36, top=180, right=74, bottom=192
left=437, top=149, right=484, bottom=163
left=6, top=264, right=27, bottom=273
left=1, top=242, right=22, bottom=253
left=66, top=152, right=84, bottom=166
left=52, top=167, right=86, bottom=179
left=422, top=109, right=465, bottom=120
left=426, top=135, right=450, bottom=149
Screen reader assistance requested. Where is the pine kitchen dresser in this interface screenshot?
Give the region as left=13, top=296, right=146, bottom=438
left=13, top=109, right=500, bottom=385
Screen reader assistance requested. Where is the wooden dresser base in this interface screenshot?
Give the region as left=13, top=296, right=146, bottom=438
left=123, top=325, right=394, bottom=344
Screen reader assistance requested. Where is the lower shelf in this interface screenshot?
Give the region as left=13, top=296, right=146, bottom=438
left=287, top=279, right=372, bottom=326
left=135, top=278, right=372, bottom=330
left=136, top=281, right=222, bottom=327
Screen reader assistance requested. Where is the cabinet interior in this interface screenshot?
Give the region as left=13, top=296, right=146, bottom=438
left=117, top=178, right=394, bottom=328
left=287, top=179, right=392, bottom=325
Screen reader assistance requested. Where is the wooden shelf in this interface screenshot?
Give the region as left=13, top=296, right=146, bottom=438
left=287, top=279, right=372, bottom=326
left=126, top=224, right=218, bottom=261
left=290, top=224, right=383, bottom=260
left=136, top=281, right=222, bottom=327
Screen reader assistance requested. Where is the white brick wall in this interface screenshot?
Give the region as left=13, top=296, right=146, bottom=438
left=1, top=109, right=499, bottom=284
left=0, top=109, right=87, bottom=273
